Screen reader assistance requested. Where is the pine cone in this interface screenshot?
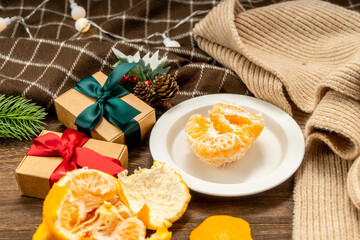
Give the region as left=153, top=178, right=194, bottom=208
left=153, top=74, right=179, bottom=101
left=133, top=82, right=157, bottom=105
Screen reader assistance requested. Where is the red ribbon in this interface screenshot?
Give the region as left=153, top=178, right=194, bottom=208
left=26, top=129, right=125, bottom=187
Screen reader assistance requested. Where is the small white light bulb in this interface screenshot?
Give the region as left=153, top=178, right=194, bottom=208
left=0, top=17, right=11, bottom=32
left=70, top=3, right=86, bottom=20
left=163, top=37, right=181, bottom=48
left=75, top=18, right=90, bottom=32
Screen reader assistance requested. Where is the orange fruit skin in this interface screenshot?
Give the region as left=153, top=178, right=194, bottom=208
left=33, top=223, right=57, bottom=240
left=147, top=227, right=172, bottom=240
left=136, top=204, right=151, bottom=229
left=42, top=185, right=70, bottom=240
left=185, top=103, right=264, bottom=166
left=119, top=160, right=191, bottom=230
left=190, top=215, right=253, bottom=240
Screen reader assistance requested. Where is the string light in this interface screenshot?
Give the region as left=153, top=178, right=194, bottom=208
left=162, top=36, right=181, bottom=48
left=0, top=0, right=209, bottom=47
left=75, top=18, right=90, bottom=32
left=0, top=17, right=11, bottom=32
left=0, top=0, right=50, bottom=37
left=69, top=7, right=209, bottom=47
left=67, top=0, right=210, bottom=47
left=68, top=0, right=90, bottom=33
left=69, top=2, right=86, bottom=20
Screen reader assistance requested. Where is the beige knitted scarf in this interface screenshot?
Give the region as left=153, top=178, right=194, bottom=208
left=193, top=0, right=360, bottom=238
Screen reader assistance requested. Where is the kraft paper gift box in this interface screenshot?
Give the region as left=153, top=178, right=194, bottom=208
left=54, top=71, right=156, bottom=146
left=15, top=130, right=128, bottom=199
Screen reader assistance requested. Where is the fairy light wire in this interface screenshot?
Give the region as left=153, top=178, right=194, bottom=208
left=6, top=0, right=50, bottom=38
left=23, top=0, right=50, bottom=21
left=2, top=0, right=210, bottom=44
left=69, top=9, right=210, bottom=43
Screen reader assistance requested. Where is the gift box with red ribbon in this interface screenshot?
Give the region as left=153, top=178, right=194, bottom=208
left=15, top=129, right=127, bottom=199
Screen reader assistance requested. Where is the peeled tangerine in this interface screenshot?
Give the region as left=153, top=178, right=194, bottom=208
left=185, top=103, right=264, bottom=166
left=33, top=161, right=190, bottom=240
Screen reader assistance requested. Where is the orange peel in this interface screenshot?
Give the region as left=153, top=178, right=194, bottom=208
left=118, top=161, right=191, bottom=230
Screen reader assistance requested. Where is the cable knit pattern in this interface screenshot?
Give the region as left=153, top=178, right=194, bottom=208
left=193, top=0, right=360, bottom=239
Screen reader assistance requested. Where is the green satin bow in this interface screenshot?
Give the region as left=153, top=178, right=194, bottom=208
left=74, top=62, right=141, bottom=148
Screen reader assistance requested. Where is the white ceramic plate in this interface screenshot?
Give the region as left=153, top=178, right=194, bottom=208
left=149, top=94, right=305, bottom=196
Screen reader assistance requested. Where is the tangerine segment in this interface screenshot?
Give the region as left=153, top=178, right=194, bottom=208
left=209, top=103, right=264, bottom=139
left=68, top=170, right=118, bottom=199
left=185, top=114, right=245, bottom=166
left=36, top=169, right=146, bottom=240
left=209, top=112, right=253, bottom=153
left=190, top=215, right=253, bottom=240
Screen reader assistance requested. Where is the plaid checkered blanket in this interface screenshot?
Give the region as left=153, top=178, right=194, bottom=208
left=0, top=0, right=358, bottom=108
left=0, top=0, right=237, bottom=108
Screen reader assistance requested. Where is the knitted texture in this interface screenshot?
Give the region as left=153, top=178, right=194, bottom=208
left=193, top=0, right=360, bottom=239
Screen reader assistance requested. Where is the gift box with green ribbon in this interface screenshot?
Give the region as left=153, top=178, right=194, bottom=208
left=54, top=63, right=156, bottom=148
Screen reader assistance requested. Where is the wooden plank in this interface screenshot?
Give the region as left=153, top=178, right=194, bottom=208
left=0, top=115, right=294, bottom=239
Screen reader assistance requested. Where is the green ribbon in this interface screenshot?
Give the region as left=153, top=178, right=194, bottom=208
left=74, top=62, right=141, bottom=148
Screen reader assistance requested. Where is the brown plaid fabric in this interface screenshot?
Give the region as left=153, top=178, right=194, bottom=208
left=0, top=0, right=358, bottom=109
left=0, top=0, right=236, bottom=109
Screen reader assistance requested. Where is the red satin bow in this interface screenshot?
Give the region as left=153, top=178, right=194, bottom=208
left=26, top=129, right=125, bottom=186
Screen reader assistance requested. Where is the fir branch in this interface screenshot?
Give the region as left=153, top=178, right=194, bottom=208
left=0, top=95, right=47, bottom=140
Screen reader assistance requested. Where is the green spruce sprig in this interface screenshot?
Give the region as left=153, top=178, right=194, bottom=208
left=0, top=95, right=47, bottom=140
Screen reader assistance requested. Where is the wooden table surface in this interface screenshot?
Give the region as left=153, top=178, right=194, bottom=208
left=0, top=115, right=294, bottom=240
